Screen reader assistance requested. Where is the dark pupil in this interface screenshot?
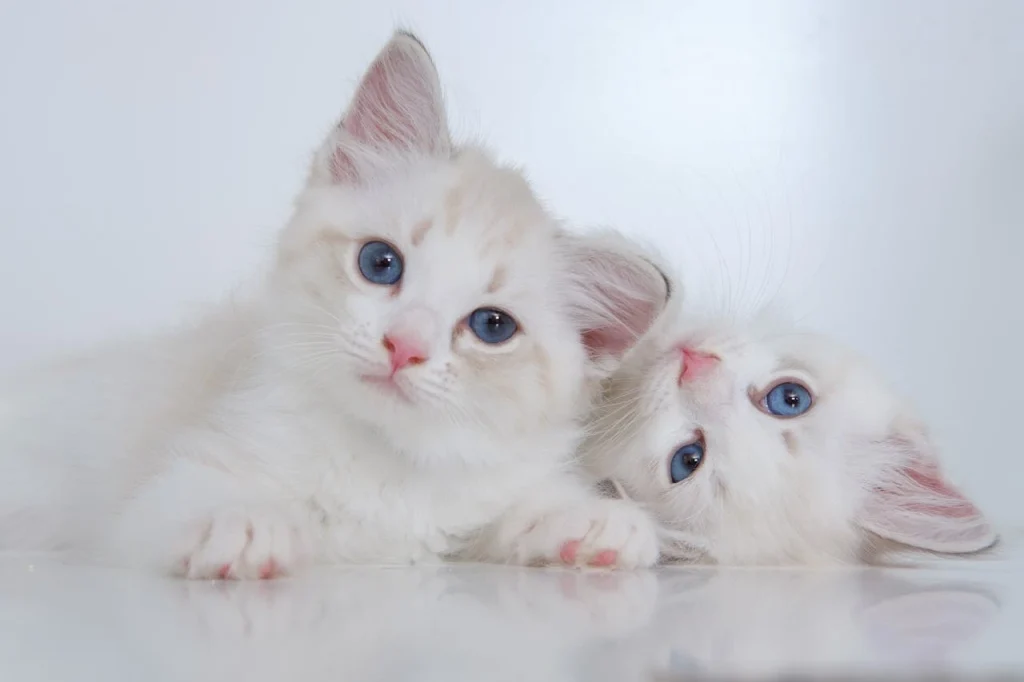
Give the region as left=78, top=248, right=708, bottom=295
left=684, top=452, right=701, bottom=468
left=784, top=388, right=801, bottom=407
left=485, top=313, right=503, bottom=329
left=374, top=253, right=394, bottom=271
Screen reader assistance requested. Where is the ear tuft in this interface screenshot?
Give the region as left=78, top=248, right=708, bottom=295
left=856, top=424, right=997, bottom=554
left=558, top=229, right=672, bottom=371
left=312, top=31, right=451, bottom=185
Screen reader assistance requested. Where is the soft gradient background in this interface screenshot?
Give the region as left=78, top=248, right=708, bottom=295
left=0, top=1, right=1021, bottom=523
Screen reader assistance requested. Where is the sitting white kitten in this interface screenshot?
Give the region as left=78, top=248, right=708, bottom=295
left=0, top=32, right=668, bottom=578
left=583, top=303, right=997, bottom=564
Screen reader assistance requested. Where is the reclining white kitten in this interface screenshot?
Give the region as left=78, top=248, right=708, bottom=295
left=0, top=32, right=669, bottom=578
left=583, top=300, right=997, bottom=564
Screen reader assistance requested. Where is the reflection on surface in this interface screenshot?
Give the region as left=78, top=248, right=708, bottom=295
left=591, top=569, right=1002, bottom=680
left=0, top=555, right=1007, bottom=681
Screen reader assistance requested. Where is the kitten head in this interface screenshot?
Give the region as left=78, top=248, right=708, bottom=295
left=267, top=32, right=668, bottom=462
left=585, top=307, right=996, bottom=563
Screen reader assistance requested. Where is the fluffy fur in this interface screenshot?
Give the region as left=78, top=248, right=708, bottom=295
left=583, top=300, right=997, bottom=564
left=0, top=32, right=670, bottom=578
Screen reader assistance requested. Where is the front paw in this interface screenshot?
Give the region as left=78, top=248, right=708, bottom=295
left=511, top=499, right=659, bottom=569
left=181, top=506, right=313, bottom=580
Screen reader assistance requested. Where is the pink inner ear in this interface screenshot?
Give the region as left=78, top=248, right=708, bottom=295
left=582, top=328, right=635, bottom=360
left=857, top=434, right=996, bottom=554
left=328, top=36, right=446, bottom=184
left=899, top=459, right=981, bottom=519
left=331, top=56, right=416, bottom=183
left=563, top=231, right=669, bottom=364
left=581, top=299, right=657, bottom=359
left=344, top=54, right=421, bottom=147
left=579, top=276, right=661, bottom=360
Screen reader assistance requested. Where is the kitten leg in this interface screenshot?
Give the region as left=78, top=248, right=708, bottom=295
left=102, top=458, right=319, bottom=579
left=469, top=476, right=660, bottom=569
left=183, top=504, right=313, bottom=580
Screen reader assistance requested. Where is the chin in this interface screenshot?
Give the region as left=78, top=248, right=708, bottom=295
left=358, top=382, right=417, bottom=415
left=355, top=378, right=462, bottom=433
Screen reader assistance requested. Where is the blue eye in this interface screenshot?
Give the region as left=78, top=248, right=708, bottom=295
left=669, top=438, right=705, bottom=484
left=468, top=308, right=518, bottom=344
left=763, top=381, right=813, bottom=418
left=358, top=240, right=403, bottom=286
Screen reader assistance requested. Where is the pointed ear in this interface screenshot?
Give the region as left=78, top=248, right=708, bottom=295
left=311, top=31, right=451, bottom=185
left=856, top=422, right=996, bottom=554
left=558, top=229, right=673, bottom=372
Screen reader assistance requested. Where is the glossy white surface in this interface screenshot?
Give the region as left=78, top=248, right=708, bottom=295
left=2, top=545, right=1022, bottom=681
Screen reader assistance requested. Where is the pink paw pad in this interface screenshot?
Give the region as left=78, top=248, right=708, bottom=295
left=559, top=540, right=581, bottom=564
left=217, top=563, right=233, bottom=580
left=258, top=559, right=279, bottom=580
left=589, top=550, right=618, bottom=567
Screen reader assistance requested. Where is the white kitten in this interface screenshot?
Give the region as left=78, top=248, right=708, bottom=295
left=0, top=32, right=668, bottom=578
left=583, top=302, right=997, bottom=564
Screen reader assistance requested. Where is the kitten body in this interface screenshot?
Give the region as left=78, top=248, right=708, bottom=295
left=583, top=302, right=996, bottom=564
left=0, top=33, right=668, bottom=577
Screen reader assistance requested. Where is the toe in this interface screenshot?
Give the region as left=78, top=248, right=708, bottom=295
left=559, top=540, right=582, bottom=564
left=588, top=549, right=618, bottom=567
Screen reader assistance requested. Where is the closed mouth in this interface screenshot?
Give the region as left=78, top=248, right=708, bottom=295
left=360, top=374, right=412, bottom=402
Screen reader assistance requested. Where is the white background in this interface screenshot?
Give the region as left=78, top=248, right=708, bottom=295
left=0, top=1, right=1021, bottom=523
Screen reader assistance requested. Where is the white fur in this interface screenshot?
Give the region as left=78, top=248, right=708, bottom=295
left=0, top=32, right=668, bottom=578
left=583, top=301, right=997, bottom=565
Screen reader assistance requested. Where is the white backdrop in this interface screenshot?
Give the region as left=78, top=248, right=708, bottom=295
left=1, top=1, right=1021, bottom=523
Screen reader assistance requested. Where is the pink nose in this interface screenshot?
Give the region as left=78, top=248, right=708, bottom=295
left=382, top=334, right=428, bottom=374
left=678, top=347, right=719, bottom=384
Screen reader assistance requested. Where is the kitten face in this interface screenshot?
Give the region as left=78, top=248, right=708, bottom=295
left=277, top=152, right=588, bottom=441
left=585, top=309, right=995, bottom=563
left=262, top=34, right=667, bottom=462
